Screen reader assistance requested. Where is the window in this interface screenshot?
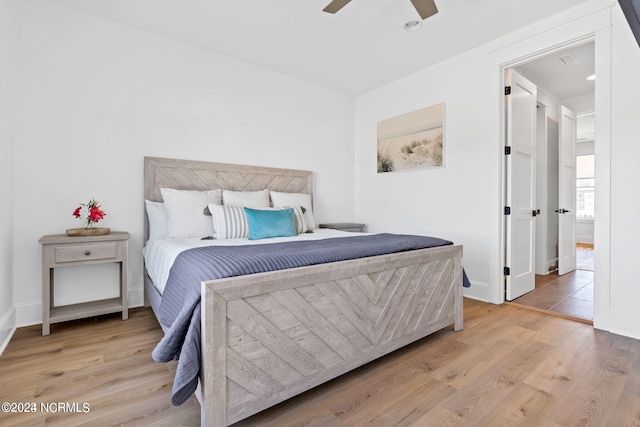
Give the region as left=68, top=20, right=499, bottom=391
left=576, top=154, right=595, bottom=218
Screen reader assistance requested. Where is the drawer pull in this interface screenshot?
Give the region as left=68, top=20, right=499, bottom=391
left=84, top=250, right=91, bottom=256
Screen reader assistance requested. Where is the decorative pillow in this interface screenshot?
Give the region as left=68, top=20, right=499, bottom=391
left=222, top=189, right=270, bottom=207
left=209, top=204, right=307, bottom=239
left=270, top=191, right=316, bottom=229
left=278, top=206, right=308, bottom=234
left=245, top=208, right=297, bottom=240
left=161, top=188, right=222, bottom=238
left=145, top=200, right=168, bottom=241
left=209, top=204, right=249, bottom=239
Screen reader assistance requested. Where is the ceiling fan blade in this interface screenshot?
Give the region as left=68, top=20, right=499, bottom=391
left=323, top=0, right=353, bottom=14
left=410, top=0, right=438, bottom=20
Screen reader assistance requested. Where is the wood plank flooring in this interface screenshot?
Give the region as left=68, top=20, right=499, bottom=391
left=2, top=299, right=640, bottom=426
left=0, top=308, right=200, bottom=427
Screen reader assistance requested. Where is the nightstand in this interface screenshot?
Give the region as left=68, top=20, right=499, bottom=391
left=319, top=223, right=367, bottom=233
left=39, top=231, right=130, bottom=336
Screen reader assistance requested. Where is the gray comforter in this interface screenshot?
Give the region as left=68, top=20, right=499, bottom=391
left=151, top=233, right=461, bottom=405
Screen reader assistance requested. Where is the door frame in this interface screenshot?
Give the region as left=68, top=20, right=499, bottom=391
left=498, top=34, right=607, bottom=307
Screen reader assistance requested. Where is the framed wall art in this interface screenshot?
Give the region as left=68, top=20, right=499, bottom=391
left=377, top=103, right=445, bottom=173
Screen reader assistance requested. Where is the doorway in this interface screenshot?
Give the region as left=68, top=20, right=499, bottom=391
left=503, top=40, right=595, bottom=322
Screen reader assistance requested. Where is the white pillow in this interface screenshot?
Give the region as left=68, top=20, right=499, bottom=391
left=209, top=204, right=307, bottom=239
left=161, top=188, right=222, bottom=238
left=270, top=191, right=316, bottom=229
left=145, top=200, right=168, bottom=241
left=222, top=189, right=270, bottom=207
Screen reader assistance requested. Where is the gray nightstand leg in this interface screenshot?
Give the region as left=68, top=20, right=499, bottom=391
left=42, top=267, right=52, bottom=336
left=120, top=248, right=128, bottom=320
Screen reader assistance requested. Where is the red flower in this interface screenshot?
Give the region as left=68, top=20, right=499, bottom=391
left=73, top=199, right=107, bottom=227
left=88, top=206, right=106, bottom=223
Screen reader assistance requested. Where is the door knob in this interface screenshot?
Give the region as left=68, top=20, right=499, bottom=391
left=554, top=209, right=571, bottom=214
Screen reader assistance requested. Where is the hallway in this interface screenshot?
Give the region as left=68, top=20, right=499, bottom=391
left=508, top=244, right=594, bottom=322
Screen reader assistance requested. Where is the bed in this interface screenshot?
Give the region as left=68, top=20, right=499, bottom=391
left=143, top=156, right=464, bottom=426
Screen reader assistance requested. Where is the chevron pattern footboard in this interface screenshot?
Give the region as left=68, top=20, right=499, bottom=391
left=201, top=244, right=463, bottom=426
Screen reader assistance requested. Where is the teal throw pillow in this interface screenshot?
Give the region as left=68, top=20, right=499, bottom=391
left=244, top=208, right=297, bottom=240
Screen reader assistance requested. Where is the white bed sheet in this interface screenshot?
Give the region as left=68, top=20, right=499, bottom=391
left=143, top=229, right=371, bottom=294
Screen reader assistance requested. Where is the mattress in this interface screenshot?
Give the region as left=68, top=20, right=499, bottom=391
left=143, top=228, right=369, bottom=294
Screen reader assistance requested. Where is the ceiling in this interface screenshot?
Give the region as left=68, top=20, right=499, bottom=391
left=515, top=41, right=595, bottom=100
left=49, top=0, right=592, bottom=95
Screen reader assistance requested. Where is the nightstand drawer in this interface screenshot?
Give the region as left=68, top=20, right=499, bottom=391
left=55, top=243, right=118, bottom=263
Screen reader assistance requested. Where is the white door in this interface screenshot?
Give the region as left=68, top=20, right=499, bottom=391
left=558, top=105, right=577, bottom=275
left=505, top=69, right=538, bottom=301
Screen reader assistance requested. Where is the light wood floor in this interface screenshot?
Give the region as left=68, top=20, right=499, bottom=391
left=2, top=299, right=640, bottom=426
left=0, top=308, right=200, bottom=426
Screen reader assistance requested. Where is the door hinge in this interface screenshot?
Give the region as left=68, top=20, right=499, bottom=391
left=505, top=86, right=512, bottom=95
left=505, top=146, right=511, bottom=155
left=504, top=267, right=511, bottom=276
left=504, top=206, right=511, bottom=215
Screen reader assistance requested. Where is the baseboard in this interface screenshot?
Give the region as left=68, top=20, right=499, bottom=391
left=594, top=308, right=640, bottom=340
left=577, top=237, right=594, bottom=244
left=127, top=286, right=144, bottom=308
left=0, top=305, right=16, bottom=356
left=462, top=279, right=491, bottom=302
left=462, top=294, right=492, bottom=303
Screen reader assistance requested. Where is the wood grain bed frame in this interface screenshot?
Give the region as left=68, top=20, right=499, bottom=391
left=143, top=156, right=464, bottom=426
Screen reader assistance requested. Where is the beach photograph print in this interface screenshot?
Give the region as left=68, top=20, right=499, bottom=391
left=377, top=103, right=444, bottom=173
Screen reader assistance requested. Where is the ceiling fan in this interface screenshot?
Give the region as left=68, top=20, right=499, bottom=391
left=323, top=0, right=438, bottom=20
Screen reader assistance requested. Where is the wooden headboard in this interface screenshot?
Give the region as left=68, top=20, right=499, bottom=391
left=143, top=157, right=313, bottom=240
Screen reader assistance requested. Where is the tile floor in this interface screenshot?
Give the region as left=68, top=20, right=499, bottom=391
left=510, top=244, right=594, bottom=322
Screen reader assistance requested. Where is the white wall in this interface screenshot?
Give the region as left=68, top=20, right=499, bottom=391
left=0, top=0, right=18, bottom=354
left=355, top=0, right=640, bottom=339
left=12, top=1, right=356, bottom=326
left=356, top=45, right=499, bottom=301
left=603, top=1, right=640, bottom=338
